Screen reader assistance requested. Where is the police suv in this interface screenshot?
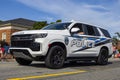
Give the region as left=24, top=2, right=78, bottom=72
left=10, top=21, right=113, bottom=68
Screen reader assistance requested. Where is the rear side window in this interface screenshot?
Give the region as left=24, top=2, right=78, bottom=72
left=84, top=24, right=100, bottom=36
left=100, top=28, right=111, bottom=38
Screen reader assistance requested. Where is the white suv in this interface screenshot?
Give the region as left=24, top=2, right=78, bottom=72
left=10, top=21, right=113, bottom=68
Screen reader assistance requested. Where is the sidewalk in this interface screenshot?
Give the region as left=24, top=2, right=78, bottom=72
left=0, top=58, right=15, bottom=62
left=109, top=57, right=120, bottom=62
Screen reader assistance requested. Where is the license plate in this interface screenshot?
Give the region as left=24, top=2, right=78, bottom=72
left=13, top=51, right=23, bottom=54
left=13, top=52, right=24, bottom=57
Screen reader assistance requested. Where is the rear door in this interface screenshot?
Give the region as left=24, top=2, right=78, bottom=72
left=82, top=24, right=101, bottom=56
left=68, top=23, right=100, bottom=57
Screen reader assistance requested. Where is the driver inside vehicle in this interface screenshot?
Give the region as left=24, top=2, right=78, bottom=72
left=71, top=26, right=84, bottom=35
left=75, top=27, right=84, bottom=35
left=77, top=30, right=84, bottom=35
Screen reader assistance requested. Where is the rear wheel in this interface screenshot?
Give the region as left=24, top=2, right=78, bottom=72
left=96, top=48, right=108, bottom=65
left=45, top=46, right=66, bottom=69
left=15, top=58, right=32, bottom=65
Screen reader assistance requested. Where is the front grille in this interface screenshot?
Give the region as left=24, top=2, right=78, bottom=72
left=11, top=34, right=40, bottom=51
left=11, top=34, right=33, bottom=41
left=11, top=40, right=33, bottom=47
left=11, top=34, right=34, bottom=47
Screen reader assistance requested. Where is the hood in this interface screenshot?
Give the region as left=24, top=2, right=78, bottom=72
left=12, top=30, right=47, bottom=35
left=12, top=30, right=69, bottom=35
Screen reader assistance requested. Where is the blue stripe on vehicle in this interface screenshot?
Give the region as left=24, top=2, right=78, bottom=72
left=73, top=39, right=111, bottom=53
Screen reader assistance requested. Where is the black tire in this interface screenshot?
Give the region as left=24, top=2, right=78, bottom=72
left=45, top=46, right=66, bottom=69
left=96, top=48, right=108, bottom=65
left=15, top=58, right=32, bottom=65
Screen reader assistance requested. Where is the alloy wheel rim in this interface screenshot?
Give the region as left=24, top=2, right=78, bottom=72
left=51, top=49, right=64, bottom=66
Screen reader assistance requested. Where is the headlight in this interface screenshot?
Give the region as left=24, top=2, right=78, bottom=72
left=32, top=33, right=48, bottom=38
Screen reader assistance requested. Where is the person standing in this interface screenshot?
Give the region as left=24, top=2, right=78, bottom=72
left=3, top=43, right=9, bottom=60
left=0, top=43, right=4, bottom=61
left=113, top=46, right=119, bottom=58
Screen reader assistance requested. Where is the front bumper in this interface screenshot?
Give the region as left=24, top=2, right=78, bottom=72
left=10, top=48, right=46, bottom=61
left=10, top=49, right=33, bottom=60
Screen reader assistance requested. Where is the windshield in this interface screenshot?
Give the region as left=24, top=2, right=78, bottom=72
left=42, top=23, right=71, bottom=30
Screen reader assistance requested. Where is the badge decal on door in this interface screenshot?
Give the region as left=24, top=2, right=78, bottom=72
left=64, top=37, right=69, bottom=45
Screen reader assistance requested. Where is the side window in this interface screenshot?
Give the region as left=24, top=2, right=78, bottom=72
left=94, top=27, right=100, bottom=36
left=71, top=23, right=84, bottom=35
left=85, top=25, right=96, bottom=36
left=100, top=28, right=111, bottom=38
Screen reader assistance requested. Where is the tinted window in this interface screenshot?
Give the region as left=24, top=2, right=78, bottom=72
left=94, top=27, right=100, bottom=36
left=71, top=23, right=84, bottom=35
left=100, top=28, right=111, bottom=38
left=86, top=25, right=96, bottom=36
left=72, top=23, right=83, bottom=31
left=42, top=23, right=71, bottom=30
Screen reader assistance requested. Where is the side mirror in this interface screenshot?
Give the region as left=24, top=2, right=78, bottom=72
left=71, top=27, right=80, bottom=33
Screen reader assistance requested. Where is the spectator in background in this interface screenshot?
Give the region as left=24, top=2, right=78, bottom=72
left=3, top=43, right=9, bottom=60
left=0, top=43, right=4, bottom=61
left=113, top=46, right=119, bottom=58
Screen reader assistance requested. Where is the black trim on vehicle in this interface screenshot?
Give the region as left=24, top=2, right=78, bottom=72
left=67, top=57, right=97, bottom=61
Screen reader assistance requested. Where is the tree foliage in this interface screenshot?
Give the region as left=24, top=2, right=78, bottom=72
left=112, top=32, right=120, bottom=46
left=56, top=19, right=62, bottom=23
left=32, top=21, right=48, bottom=30
left=115, top=32, right=120, bottom=38
left=50, top=22, right=55, bottom=24
left=112, top=36, right=119, bottom=46
left=33, top=19, right=62, bottom=30
left=0, top=20, right=2, bottom=23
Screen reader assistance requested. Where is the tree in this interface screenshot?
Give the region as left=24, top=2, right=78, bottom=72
left=0, top=20, right=2, bottom=23
left=33, top=21, right=48, bottom=30
left=50, top=19, right=62, bottom=24
left=32, top=19, right=62, bottom=29
left=56, top=19, right=62, bottom=23
left=50, top=22, right=55, bottom=24
left=112, top=36, right=119, bottom=46
left=112, top=32, right=120, bottom=46
left=115, top=32, right=120, bottom=39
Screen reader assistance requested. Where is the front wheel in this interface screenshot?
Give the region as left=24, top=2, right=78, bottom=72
left=45, top=46, right=66, bottom=69
left=15, top=58, right=32, bottom=65
left=96, top=48, right=108, bottom=65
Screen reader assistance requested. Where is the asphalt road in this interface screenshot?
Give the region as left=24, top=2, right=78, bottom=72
left=0, top=58, right=120, bottom=80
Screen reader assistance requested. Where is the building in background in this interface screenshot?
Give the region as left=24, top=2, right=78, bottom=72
left=0, top=18, right=35, bottom=44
